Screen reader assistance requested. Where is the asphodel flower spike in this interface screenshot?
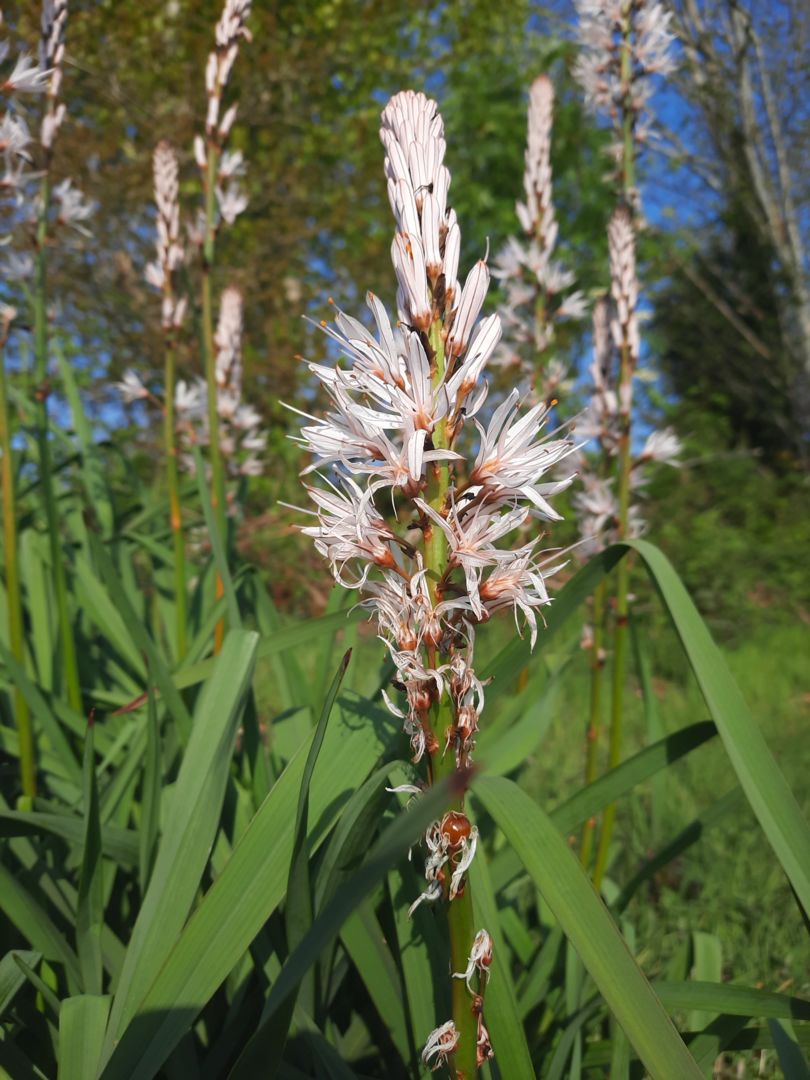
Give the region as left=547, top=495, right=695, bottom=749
left=493, top=75, right=584, bottom=409
left=290, top=88, right=575, bottom=1076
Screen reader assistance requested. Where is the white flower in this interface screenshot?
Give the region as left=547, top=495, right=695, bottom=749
left=216, top=181, right=248, bottom=225
left=2, top=53, right=50, bottom=95
left=115, top=369, right=149, bottom=403
left=639, top=427, right=681, bottom=466
left=468, top=389, right=575, bottom=518
left=52, top=178, right=95, bottom=235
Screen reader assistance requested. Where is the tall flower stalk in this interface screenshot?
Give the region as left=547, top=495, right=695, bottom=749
left=0, top=307, right=35, bottom=794
left=194, top=0, right=251, bottom=649
left=32, top=0, right=82, bottom=713
left=291, top=90, right=574, bottom=1075
left=1, top=21, right=53, bottom=794
left=146, top=141, right=188, bottom=658
left=573, top=0, right=675, bottom=882
left=493, top=75, right=584, bottom=410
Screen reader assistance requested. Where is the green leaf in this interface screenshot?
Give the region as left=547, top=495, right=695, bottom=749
left=76, top=721, right=104, bottom=996
left=90, top=538, right=192, bottom=742
left=688, top=932, right=722, bottom=1031
left=138, top=683, right=162, bottom=893
left=57, top=995, right=111, bottom=1080
left=338, top=903, right=410, bottom=1063
left=623, top=539, right=810, bottom=920
left=192, top=445, right=242, bottom=630
left=229, top=775, right=461, bottom=1079
left=769, top=1019, right=810, bottom=1079
left=103, top=629, right=258, bottom=1048
left=473, top=774, right=703, bottom=1079
left=56, top=343, right=114, bottom=539
left=466, top=833, right=535, bottom=1078
left=281, top=650, right=352, bottom=1051
left=99, top=694, right=396, bottom=1080
left=0, top=810, right=138, bottom=865
left=653, top=981, right=810, bottom=1020
left=0, top=949, right=41, bottom=1018
left=0, top=863, right=82, bottom=988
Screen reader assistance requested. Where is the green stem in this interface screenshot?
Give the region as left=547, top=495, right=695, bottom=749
left=580, top=578, right=606, bottom=866
left=618, top=0, right=636, bottom=210
left=163, top=339, right=187, bottom=659
left=594, top=347, right=633, bottom=889
left=0, top=335, right=35, bottom=795
left=592, top=0, right=637, bottom=890
left=32, top=176, right=82, bottom=714
left=421, top=323, right=477, bottom=1076
left=200, top=143, right=229, bottom=652
left=430, top=698, right=477, bottom=1079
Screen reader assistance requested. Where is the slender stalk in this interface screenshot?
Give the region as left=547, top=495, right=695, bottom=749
left=0, top=329, right=35, bottom=795
left=422, top=321, right=476, bottom=1077
left=201, top=144, right=228, bottom=652
left=580, top=578, right=606, bottom=866
left=593, top=0, right=637, bottom=890
left=431, top=709, right=477, bottom=1079
left=163, top=339, right=187, bottom=659
left=32, top=177, right=81, bottom=713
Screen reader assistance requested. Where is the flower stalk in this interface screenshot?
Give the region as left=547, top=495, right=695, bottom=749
left=573, top=0, right=676, bottom=886
left=148, top=140, right=188, bottom=659
left=0, top=309, right=35, bottom=795
left=195, top=0, right=252, bottom=650
left=291, top=89, right=574, bottom=1073
left=32, top=0, right=81, bottom=713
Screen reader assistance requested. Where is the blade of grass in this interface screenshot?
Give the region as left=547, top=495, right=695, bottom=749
left=473, top=774, right=702, bottom=1079
left=283, top=651, right=352, bottom=1039
left=76, top=719, right=104, bottom=995
left=228, top=774, right=463, bottom=1080
left=57, top=995, right=111, bottom=1080
left=98, top=693, right=397, bottom=1079
left=103, top=629, right=258, bottom=1047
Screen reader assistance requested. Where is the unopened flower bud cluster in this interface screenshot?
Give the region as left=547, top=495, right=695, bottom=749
left=572, top=209, right=680, bottom=555
left=493, top=75, right=585, bottom=406
left=176, top=285, right=266, bottom=481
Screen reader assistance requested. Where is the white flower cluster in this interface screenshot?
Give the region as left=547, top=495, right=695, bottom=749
left=193, top=0, right=251, bottom=233
left=175, top=286, right=266, bottom=480
left=572, top=211, right=680, bottom=554
left=293, top=91, right=573, bottom=765
left=1, top=4, right=92, bottom=262
left=1, top=47, right=38, bottom=225
left=144, top=141, right=187, bottom=330
left=574, top=0, right=675, bottom=167
left=492, top=75, right=584, bottom=406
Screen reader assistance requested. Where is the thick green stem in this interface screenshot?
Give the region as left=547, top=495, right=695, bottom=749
left=163, top=340, right=187, bottom=659
left=592, top=1, right=637, bottom=890
left=429, top=698, right=477, bottom=1079
left=580, top=578, right=607, bottom=866
left=201, top=144, right=228, bottom=651
left=32, top=176, right=81, bottom=713
left=0, top=337, right=35, bottom=795
left=421, top=323, right=477, bottom=1076
left=594, top=337, right=633, bottom=889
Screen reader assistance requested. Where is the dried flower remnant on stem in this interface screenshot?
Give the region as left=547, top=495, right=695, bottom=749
left=291, top=87, right=575, bottom=1074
